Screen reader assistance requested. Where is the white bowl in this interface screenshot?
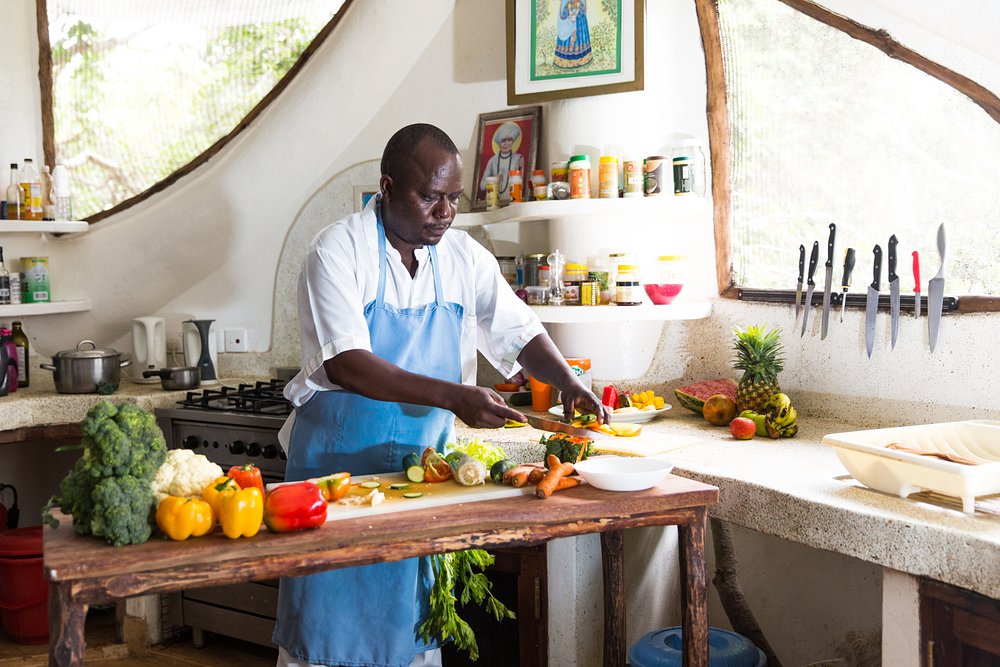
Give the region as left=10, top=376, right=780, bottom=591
left=573, top=456, right=674, bottom=492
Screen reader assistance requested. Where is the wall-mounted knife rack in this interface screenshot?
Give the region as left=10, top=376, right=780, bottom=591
left=738, top=289, right=959, bottom=312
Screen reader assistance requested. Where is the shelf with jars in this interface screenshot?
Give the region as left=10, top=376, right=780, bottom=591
left=0, top=220, right=88, bottom=234
left=0, top=300, right=92, bottom=317
left=454, top=194, right=708, bottom=227
left=529, top=300, right=712, bottom=323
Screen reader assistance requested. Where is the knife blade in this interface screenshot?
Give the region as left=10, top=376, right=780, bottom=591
left=888, top=235, right=900, bottom=349
left=800, top=241, right=819, bottom=337
left=865, top=244, right=882, bottom=358
left=912, top=250, right=921, bottom=319
left=820, top=223, right=836, bottom=340
left=839, top=247, right=856, bottom=323
left=927, top=223, right=946, bottom=352
left=525, top=414, right=609, bottom=439
left=794, top=244, right=805, bottom=322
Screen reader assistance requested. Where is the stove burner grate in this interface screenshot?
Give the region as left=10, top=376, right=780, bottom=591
left=177, top=379, right=292, bottom=416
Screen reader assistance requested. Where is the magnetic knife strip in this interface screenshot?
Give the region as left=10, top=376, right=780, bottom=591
left=739, top=289, right=959, bottom=312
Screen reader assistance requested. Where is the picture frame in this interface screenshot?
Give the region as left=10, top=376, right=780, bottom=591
left=506, top=0, right=644, bottom=104
left=353, top=185, right=379, bottom=213
left=470, top=106, right=542, bottom=211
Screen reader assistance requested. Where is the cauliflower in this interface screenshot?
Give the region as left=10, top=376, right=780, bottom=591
left=151, top=449, right=223, bottom=504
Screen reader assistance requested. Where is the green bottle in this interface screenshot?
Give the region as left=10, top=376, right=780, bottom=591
left=11, top=321, right=28, bottom=387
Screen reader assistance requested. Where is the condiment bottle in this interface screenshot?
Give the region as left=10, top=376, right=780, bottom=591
left=485, top=176, right=500, bottom=211
left=11, top=321, right=28, bottom=387
left=599, top=156, right=618, bottom=198
left=568, top=155, right=591, bottom=199
left=644, top=156, right=666, bottom=196
left=0, top=247, right=10, bottom=305
left=563, top=263, right=588, bottom=305
left=550, top=161, right=568, bottom=185
left=615, top=264, right=643, bottom=306
left=622, top=157, right=643, bottom=197
left=19, top=158, right=42, bottom=220
left=52, top=163, right=72, bottom=221
left=0, top=328, right=17, bottom=392
left=509, top=169, right=523, bottom=202
left=672, top=143, right=707, bottom=196
left=531, top=169, right=547, bottom=201
left=4, top=164, right=22, bottom=220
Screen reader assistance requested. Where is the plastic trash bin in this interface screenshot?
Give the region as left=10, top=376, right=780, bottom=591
left=629, top=626, right=766, bottom=667
left=0, top=526, right=48, bottom=644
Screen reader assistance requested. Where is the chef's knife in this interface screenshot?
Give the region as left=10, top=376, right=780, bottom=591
left=525, top=414, right=609, bottom=439
left=888, top=235, right=900, bottom=349
left=820, top=223, right=836, bottom=340
left=800, top=241, right=819, bottom=337
left=839, top=248, right=856, bottom=323
left=794, top=244, right=805, bottom=322
left=865, top=244, right=882, bottom=358
left=927, top=223, right=946, bottom=352
left=912, top=251, right=921, bottom=319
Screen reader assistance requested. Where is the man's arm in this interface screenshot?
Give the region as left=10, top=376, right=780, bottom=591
left=324, top=350, right=526, bottom=428
left=516, top=333, right=611, bottom=423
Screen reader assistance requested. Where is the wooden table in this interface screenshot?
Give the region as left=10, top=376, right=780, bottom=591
left=44, top=474, right=718, bottom=667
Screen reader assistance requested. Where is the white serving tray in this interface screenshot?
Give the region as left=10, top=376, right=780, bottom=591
left=822, top=420, right=1000, bottom=513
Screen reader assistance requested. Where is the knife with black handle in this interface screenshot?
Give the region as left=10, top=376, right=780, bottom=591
left=865, top=245, right=882, bottom=358
left=794, top=244, right=805, bottom=322
left=839, top=247, right=855, bottom=323
left=800, top=241, right=819, bottom=337
left=888, top=235, right=900, bottom=349
left=820, top=223, right=837, bottom=340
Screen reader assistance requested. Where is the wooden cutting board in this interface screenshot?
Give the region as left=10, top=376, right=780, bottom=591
left=270, top=473, right=534, bottom=523
left=592, top=435, right=697, bottom=457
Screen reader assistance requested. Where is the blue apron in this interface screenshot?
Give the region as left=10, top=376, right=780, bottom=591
left=273, top=207, right=464, bottom=667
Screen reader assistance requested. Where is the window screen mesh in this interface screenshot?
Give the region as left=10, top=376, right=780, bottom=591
left=47, top=0, right=345, bottom=219
left=718, top=0, right=1000, bottom=295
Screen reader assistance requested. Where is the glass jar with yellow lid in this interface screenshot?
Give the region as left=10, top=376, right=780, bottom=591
left=644, top=255, right=687, bottom=304
left=614, top=264, right=643, bottom=306
left=563, top=263, right=588, bottom=305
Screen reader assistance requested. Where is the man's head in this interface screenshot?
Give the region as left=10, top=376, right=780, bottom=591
left=379, top=124, right=463, bottom=249
left=493, top=122, right=521, bottom=155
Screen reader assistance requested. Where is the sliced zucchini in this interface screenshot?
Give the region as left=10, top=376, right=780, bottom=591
left=359, top=481, right=382, bottom=489
left=402, top=492, right=424, bottom=499
left=389, top=482, right=411, bottom=490
left=401, top=452, right=421, bottom=470
left=405, top=465, right=426, bottom=483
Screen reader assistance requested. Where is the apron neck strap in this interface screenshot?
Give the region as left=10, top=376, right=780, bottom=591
left=375, top=200, right=445, bottom=307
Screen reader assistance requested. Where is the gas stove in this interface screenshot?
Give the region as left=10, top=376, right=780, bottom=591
left=154, top=380, right=291, bottom=481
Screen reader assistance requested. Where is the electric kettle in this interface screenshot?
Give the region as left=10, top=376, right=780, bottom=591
left=131, top=317, right=166, bottom=383
left=182, top=319, right=218, bottom=385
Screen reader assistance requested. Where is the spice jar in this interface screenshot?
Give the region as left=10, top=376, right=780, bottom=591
left=615, top=264, right=643, bottom=306
left=523, top=253, right=546, bottom=287
left=531, top=169, right=547, bottom=201
left=509, top=169, right=523, bottom=202
left=622, top=156, right=643, bottom=197
left=672, top=143, right=706, bottom=196
left=563, top=263, right=587, bottom=305
left=568, top=155, right=591, bottom=199
left=485, top=176, right=500, bottom=210
left=550, top=161, right=568, bottom=185
left=525, top=286, right=548, bottom=305
left=598, top=156, right=618, bottom=198
left=644, top=156, right=666, bottom=196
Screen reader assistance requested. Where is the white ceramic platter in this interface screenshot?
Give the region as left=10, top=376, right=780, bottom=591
left=548, top=404, right=670, bottom=424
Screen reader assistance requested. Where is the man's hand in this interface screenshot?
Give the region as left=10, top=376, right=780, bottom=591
left=558, top=383, right=612, bottom=425
left=449, top=385, right=526, bottom=428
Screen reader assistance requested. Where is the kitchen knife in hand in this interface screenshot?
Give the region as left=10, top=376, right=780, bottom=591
left=888, top=235, right=900, bottom=349
left=820, top=223, right=836, bottom=340
left=928, top=223, right=946, bottom=352
left=840, top=248, right=856, bottom=323
left=912, top=251, right=921, bottom=319
left=525, top=414, right=609, bottom=438
left=801, top=241, right=819, bottom=337
left=865, top=244, right=882, bottom=358
left=794, top=244, right=805, bottom=322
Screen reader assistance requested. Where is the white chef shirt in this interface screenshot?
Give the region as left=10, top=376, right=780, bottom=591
left=282, top=196, right=545, bottom=411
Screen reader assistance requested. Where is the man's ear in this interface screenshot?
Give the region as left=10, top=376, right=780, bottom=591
left=379, top=175, right=393, bottom=203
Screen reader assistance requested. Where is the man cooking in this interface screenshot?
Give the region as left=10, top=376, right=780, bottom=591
left=275, top=123, right=609, bottom=667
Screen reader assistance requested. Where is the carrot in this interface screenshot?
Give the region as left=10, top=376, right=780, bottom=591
left=510, top=470, right=532, bottom=487
left=553, top=477, right=581, bottom=492
left=527, top=468, right=546, bottom=485
left=503, top=464, right=536, bottom=485
left=536, top=461, right=575, bottom=499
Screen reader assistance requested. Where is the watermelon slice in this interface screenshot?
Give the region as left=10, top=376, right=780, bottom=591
left=674, top=378, right=738, bottom=414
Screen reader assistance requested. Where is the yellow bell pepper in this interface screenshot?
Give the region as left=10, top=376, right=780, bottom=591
left=217, top=486, right=264, bottom=539
left=202, top=476, right=241, bottom=518
left=156, top=496, right=215, bottom=541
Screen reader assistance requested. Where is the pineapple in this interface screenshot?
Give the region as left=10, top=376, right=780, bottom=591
left=732, top=325, right=785, bottom=412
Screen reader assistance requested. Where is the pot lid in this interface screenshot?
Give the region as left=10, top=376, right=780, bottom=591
left=54, top=340, right=122, bottom=359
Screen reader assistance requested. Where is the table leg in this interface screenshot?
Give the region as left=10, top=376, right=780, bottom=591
left=601, top=529, right=625, bottom=667
left=678, top=506, right=709, bottom=667
left=48, top=583, right=87, bottom=667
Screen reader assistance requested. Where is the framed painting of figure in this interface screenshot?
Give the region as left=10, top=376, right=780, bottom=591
left=506, top=0, right=644, bottom=104
left=470, top=106, right=542, bottom=211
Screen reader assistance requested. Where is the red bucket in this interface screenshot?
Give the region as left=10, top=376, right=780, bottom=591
left=0, top=526, right=48, bottom=644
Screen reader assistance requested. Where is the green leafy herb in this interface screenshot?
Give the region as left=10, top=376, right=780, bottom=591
left=418, top=549, right=516, bottom=660
left=446, top=438, right=508, bottom=468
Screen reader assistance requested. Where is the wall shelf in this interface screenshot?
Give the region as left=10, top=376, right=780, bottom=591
left=531, top=301, right=712, bottom=323
left=0, top=300, right=91, bottom=317
left=455, top=195, right=708, bottom=227
left=0, top=220, right=88, bottom=234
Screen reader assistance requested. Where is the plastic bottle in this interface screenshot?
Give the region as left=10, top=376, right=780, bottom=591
left=531, top=169, right=547, bottom=201
left=11, top=321, right=28, bottom=387
left=19, top=159, right=42, bottom=220
left=4, top=165, right=22, bottom=220
left=52, top=163, right=72, bottom=221
left=599, top=156, right=619, bottom=198
left=509, top=169, right=523, bottom=203
left=0, top=247, right=9, bottom=304
left=0, top=328, right=16, bottom=392
left=568, top=155, right=591, bottom=199
left=41, top=166, right=55, bottom=220
left=485, top=176, right=500, bottom=211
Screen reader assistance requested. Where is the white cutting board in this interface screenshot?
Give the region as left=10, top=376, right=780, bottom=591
left=269, top=472, right=534, bottom=523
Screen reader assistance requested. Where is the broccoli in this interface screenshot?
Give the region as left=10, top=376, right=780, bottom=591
left=541, top=432, right=595, bottom=467
left=44, top=401, right=167, bottom=547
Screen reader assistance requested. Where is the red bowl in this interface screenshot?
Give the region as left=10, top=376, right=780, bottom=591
left=644, top=283, right=684, bottom=305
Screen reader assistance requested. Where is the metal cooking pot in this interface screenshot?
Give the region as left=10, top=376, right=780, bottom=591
left=142, top=366, right=201, bottom=391
left=40, top=340, right=131, bottom=394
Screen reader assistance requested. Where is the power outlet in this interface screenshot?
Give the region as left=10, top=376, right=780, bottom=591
left=224, top=327, right=248, bottom=353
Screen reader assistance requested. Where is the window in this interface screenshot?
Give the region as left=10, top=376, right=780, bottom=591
left=715, top=0, right=1000, bottom=298
left=42, top=0, right=349, bottom=221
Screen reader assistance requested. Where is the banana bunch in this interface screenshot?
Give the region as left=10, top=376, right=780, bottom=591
left=739, top=392, right=798, bottom=439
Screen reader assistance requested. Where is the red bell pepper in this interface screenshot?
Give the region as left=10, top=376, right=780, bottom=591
left=601, top=384, right=619, bottom=409
left=263, top=481, right=327, bottom=532
left=227, top=463, right=265, bottom=495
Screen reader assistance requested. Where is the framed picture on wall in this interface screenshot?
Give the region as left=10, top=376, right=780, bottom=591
left=471, top=106, right=542, bottom=211
left=505, top=0, right=644, bottom=104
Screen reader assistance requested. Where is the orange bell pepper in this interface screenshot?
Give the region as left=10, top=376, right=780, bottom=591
left=227, top=463, right=265, bottom=495
left=218, top=486, right=264, bottom=539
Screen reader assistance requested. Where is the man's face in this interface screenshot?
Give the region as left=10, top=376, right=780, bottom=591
left=382, top=140, right=463, bottom=247
left=499, top=136, right=514, bottom=153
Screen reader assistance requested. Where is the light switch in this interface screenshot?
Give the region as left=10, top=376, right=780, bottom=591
left=224, top=327, right=248, bottom=353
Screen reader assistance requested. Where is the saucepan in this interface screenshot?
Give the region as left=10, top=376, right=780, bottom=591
left=142, top=366, right=201, bottom=391
left=40, top=340, right=131, bottom=394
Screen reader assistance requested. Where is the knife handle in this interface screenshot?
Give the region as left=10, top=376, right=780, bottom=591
left=806, top=241, right=819, bottom=285
left=825, top=223, right=836, bottom=267
left=887, top=235, right=898, bottom=282
left=871, top=245, right=882, bottom=291
left=842, top=248, right=855, bottom=290
left=936, top=223, right=947, bottom=276
left=797, top=244, right=805, bottom=282
left=912, top=251, right=920, bottom=292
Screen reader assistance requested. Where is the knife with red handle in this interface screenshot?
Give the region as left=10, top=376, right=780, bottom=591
left=912, top=251, right=921, bottom=319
